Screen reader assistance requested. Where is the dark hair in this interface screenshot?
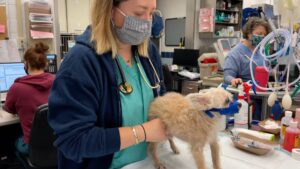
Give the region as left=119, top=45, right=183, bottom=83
left=24, top=42, right=49, bottom=70
left=242, top=17, right=271, bottom=39
left=113, top=0, right=125, bottom=6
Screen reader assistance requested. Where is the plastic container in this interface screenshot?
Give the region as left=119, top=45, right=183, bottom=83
left=254, top=66, right=269, bottom=92
left=234, top=13, right=239, bottom=23
left=259, top=119, right=281, bottom=134
left=234, top=90, right=249, bottom=129
left=280, top=111, right=293, bottom=141
left=198, top=54, right=218, bottom=79
left=218, top=115, right=226, bottom=131
left=283, top=121, right=300, bottom=152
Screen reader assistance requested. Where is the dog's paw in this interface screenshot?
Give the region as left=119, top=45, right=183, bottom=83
left=156, top=164, right=167, bottom=169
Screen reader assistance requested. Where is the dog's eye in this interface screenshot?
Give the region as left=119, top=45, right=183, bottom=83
left=225, top=98, right=230, bottom=104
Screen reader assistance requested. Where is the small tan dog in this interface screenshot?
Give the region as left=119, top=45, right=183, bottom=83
left=148, top=88, right=233, bottom=169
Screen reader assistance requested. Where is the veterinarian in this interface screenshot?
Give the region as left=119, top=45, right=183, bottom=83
left=224, top=17, right=271, bottom=120
left=48, top=0, right=168, bottom=169
left=224, top=17, right=271, bottom=86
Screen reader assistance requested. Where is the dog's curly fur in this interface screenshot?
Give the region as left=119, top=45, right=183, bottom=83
left=148, top=88, right=233, bottom=169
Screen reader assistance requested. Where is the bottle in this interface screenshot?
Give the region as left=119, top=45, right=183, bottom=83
left=296, top=108, right=300, bottom=129
left=254, top=66, right=269, bottom=92
left=227, top=0, right=232, bottom=9
left=219, top=115, right=226, bottom=131
left=221, top=0, right=226, bottom=10
left=230, top=14, right=234, bottom=23
left=292, top=31, right=298, bottom=47
left=280, top=111, right=293, bottom=141
left=234, top=13, right=239, bottom=24
left=234, top=88, right=249, bottom=129
left=220, top=12, right=225, bottom=22
left=283, top=120, right=300, bottom=152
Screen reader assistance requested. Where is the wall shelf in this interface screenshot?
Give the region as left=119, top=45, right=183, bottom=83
left=199, top=0, right=243, bottom=39
left=198, top=32, right=240, bottom=39
left=216, top=9, right=239, bottom=13
left=212, top=36, right=239, bottom=38
left=215, top=22, right=238, bottom=25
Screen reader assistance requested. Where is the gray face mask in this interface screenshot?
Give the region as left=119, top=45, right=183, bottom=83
left=113, top=8, right=152, bottom=45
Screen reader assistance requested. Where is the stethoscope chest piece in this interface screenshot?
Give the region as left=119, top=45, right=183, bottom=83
left=115, top=51, right=161, bottom=95
left=119, top=82, right=133, bottom=94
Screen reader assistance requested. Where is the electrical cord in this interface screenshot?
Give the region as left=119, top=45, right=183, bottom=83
left=249, top=28, right=300, bottom=92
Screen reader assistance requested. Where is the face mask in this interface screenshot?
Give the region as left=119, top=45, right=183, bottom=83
left=113, top=8, right=152, bottom=45
left=24, top=66, right=28, bottom=75
left=251, top=34, right=264, bottom=46
left=24, top=63, right=28, bottom=75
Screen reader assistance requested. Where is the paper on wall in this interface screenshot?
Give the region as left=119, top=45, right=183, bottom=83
left=0, top=24, right=5, bottom=33
left=0, top=40, right=21, bottom=62
left=7, top=39, right=21, bottom=62
left=0, top=40, right=9, bottom=61
left=30, top=30, right=54, bottom=39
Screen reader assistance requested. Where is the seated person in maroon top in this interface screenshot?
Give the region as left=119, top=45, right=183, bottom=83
left=4, top=42, right=55, bottom=154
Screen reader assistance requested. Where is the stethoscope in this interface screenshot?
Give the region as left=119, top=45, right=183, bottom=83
left=114, top=53, right=161, bottom=94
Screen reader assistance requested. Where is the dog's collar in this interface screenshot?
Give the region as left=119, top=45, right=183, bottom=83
left=204, top=109, right=222, bottom=118
left=204, top=101, right=240, bottom=118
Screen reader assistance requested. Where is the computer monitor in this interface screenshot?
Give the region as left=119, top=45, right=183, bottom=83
left=172, top=49, right=200, bottom=69
left=165, top=18, right=186, bottom=46
left=0, top=62, right=26, bottom=92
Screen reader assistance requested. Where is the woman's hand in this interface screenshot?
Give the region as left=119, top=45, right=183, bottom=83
left=119, top=118, right=168, bottom=149
left=143, top=118, right=168, bottom=142
left=231, top=78, right=243, bottom=87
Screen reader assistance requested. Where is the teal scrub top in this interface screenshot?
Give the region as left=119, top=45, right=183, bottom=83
left=110, top=54, right=154, bottom=169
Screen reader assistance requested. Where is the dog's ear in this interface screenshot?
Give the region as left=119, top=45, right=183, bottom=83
left=186, top=93, right=212, bottom=110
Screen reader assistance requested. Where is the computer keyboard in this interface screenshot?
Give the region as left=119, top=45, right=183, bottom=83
left=178, top=70, right=200, bottom=80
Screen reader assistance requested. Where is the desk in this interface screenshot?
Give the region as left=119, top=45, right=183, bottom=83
left=226, top=87, right=289, bottom=120
left=0, top=109, right=21, bottom=159
left=1, top=92, right=7, bottom=102
left=0, top=109, right=19, bottom=127
left=167, top=71, right=201, bottom=94
left=122, top=135, right=300, bottom=169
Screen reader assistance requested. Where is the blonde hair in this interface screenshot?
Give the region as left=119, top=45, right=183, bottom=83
left=90, top=0, right=149, bottom=58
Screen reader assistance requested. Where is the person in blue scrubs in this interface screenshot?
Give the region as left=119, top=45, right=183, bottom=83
left=48, top=0, right=168, bottom=169
left=224, top=17, right=271, bottom=120
left=224, top=17, right=271, bottom=86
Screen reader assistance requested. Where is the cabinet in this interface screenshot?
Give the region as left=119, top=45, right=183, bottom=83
left=181, top=80, right=199, bottom=95
left=24, top=0, right=55, bottom=53
left=199, top=0, right=243, bottom=38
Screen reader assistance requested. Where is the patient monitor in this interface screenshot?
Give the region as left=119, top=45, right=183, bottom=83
left=214, top=39, right=231, bottom=70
